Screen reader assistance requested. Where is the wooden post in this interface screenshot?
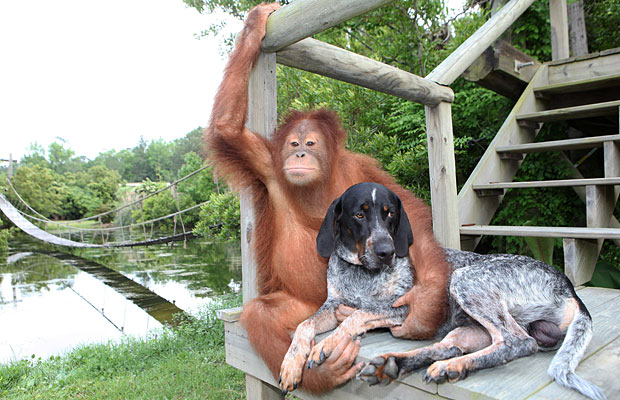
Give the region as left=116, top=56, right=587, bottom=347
left=8, top=154, right=13, bottom=178
left=241, top=51, right=279, bottom=399
left=549, top=0, right=570, bottom=61
left=425, top=102, right=460, bottom=249
left=568, top=0, right=588, bottom=57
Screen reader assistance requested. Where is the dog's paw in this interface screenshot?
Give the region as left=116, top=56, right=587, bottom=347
left=357, top=355, right=401, bottom=386
left=279, top=341, right=311, bottom=395
left=423, top=359, right=468, bottom=384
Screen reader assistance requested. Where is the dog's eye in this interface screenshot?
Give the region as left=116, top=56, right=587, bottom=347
left=355, top=212, right=364, bottom=220
left=388, top=211, right=395, bottom=218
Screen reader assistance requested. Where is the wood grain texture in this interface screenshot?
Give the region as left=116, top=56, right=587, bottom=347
left=516, top=100, right=620, bottom=122
left=276, top=38, right=454, bottom=106
left=473, top=177, right=620, bottom=190
left=241, top=52, right=278, bottom=305
left=457, top=65, right=548, bottom=250
left=262, top=0, right=393, bottom=53
left=495, top=134, right=620, bottom=153
left=426, top=0, right=536, bottom=85
left=426, top=102, right=460, bottom=248
left=549, top=0, right=570, bottom=61
left=460, top=225, right=620, bottom=239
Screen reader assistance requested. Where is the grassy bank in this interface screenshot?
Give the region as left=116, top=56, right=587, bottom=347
left=0, top=295, right=245, bottom=399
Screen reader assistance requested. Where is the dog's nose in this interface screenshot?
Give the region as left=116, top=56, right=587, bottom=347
left=374, top=240, right=395, bottom=264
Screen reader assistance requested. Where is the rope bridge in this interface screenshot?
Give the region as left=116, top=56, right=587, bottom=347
left=0, top=166, right=213, bottom=248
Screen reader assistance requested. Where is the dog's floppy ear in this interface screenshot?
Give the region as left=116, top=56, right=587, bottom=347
left=317, top=197, right=342, bottom=258
left=394, top=199, right=413, bottom=258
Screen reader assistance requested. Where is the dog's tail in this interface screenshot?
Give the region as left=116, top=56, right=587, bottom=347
left=547, top=303, right=606, bottom=400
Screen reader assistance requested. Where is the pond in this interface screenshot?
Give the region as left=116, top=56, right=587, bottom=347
left=0, top=234, right=241, bottom=364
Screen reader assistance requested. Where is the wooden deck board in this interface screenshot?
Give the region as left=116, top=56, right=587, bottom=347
left=460, top=225, right=620, bottom=239
left=495, top=134, right=620, bottom=154
left=516, top=100, right=620, bottom=122
left=223, top=287, right=620, bottom=399
left=473, top=177, right=620, bottom=190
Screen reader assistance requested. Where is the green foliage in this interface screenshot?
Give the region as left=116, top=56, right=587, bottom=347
left=585, top=0, right=620, bottom=52
left=7, top=165, right=65, bottom=218
left=0, top=227, right=16, bottom=255
left=0, top=295, right=244, bottom=399
left=194, top=192, right=241, bottom=242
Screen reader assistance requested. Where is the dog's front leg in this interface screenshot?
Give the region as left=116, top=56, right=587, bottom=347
left=307, top=310, right=403, bottom=369
left=279, top=305, right=339, bottom=394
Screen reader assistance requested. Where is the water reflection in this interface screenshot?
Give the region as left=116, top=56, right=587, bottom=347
left=0, top=235, right=241, bottom=363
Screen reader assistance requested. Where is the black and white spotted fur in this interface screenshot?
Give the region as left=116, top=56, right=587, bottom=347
left=359, top=236, right=605, bottom=400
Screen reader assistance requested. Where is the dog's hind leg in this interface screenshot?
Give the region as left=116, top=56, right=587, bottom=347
left=358, top=325, right=490, bottom=385
left=424, top=279, right=539, bottom=384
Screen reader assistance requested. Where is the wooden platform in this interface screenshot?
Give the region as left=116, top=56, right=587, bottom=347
left=220, top=286, right=620, bottom=399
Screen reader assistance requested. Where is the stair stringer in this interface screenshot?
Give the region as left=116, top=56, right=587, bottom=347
left=457, top=64, right=549, bottom=251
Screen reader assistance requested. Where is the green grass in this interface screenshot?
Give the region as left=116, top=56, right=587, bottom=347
left=0, top=295, right=245, bottom=399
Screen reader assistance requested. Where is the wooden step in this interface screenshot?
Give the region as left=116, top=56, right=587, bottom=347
left=534, top=72, right=620, bottom=96
left=496, top=134, right=620, bottom=154
left=460, top=225, right=620, bottom=239
left=516, top=100, right=620, bottom=122
left=473, top=177, right=620, bottom=196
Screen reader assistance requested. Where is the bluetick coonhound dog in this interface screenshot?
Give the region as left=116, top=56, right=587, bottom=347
left=280, top=183, right=605, bottom=400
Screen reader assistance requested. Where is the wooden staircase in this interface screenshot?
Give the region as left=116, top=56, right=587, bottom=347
left=458, top=49, right=620, bottom=286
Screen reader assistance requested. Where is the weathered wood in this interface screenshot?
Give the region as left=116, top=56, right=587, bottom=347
left=246, top=375, right=282, bottom=400
left=426, top=102, right=460, bottom=249
left=564, top=185, right=614, bottom=285
left=225, top=322, right=446, bottom=399
left=567, top=0, right=588, bottom=57
left=533, top=337, right=620, bottom=399
left=243, top=51, right=278, bottom=400
left=242, top=52, right=277, bottom=305
left=457, top=65, right=548, bottom=250
left=516, top=100, right=620, bottom=123
left=463, top=40, right=541, bottom=100
left=496, top=134, right=620, bottom=154
left=440, top=287, right=620, bottom=400
left=547, top=50, right=620, bottom=85
left=426, top=0, right=536, bottom=85
left=216, top=307, right=243, bottom=322
left=460, top=225, right=620, bottom=240
left=549, top=0, right=570, bottom=61
left=535, top=73, right=620, bottom=95
left=261, top=0, right=393, bottom=53
left=473, top=177, right=620, bottom=191
left=276, top=38, right=454, bottom=106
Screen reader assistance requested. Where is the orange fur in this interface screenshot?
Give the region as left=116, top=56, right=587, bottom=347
left=205, top=3, right=450, bottom=393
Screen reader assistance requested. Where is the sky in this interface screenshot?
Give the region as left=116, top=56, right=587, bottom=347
left=0, top=0, right=242, bottom=161
left=0, top=0, right=466, bottom=163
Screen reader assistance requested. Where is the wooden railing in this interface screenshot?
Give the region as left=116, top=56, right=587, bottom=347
left=237, top=0, right=573, bottom=397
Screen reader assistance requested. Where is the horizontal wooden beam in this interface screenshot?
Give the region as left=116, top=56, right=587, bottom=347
left=460, top=225, right=620, bottom=239
left=516, top=100, right=620, bottom=122
left=473, top=177, right=620, bottom=191
left=262, top=0, right=393, bottom=53
left=427, top=0, right=536, bottom=85
left=277, top=38, right=454, bottom=106
left=496, top=134, right=620, bottom=154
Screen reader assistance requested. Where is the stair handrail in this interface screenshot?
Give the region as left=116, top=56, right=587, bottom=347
left=426, top=0, right=537, bottom=86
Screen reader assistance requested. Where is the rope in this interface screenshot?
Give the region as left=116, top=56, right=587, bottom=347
left=5, top=164, right=209, bottom=224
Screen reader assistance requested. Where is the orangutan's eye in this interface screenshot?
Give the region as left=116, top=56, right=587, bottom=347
left=291, top=141, right=299, bottom=147
left=306, top=140, right=315, bottom=146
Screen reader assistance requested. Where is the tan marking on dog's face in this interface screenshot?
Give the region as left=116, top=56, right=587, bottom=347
left=559, top=297, right=579, bottom=331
